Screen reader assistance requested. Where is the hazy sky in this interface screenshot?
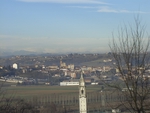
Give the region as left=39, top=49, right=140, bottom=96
left=0, top=0, right=150, bottom=53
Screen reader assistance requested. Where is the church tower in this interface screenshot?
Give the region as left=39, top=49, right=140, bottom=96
left=79, top=72, right=87, bottom=113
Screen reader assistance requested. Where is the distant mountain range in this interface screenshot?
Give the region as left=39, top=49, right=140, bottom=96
left=0, top=49, right=104, bottom=57
left=0, top=50, right=78, bottom=57
left=0, top=50, right=41, bottom=57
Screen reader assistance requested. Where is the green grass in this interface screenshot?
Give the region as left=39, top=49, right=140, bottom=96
left=1, top=85, right=101, bottom=98
left=80, top=59, right=107, bottom=67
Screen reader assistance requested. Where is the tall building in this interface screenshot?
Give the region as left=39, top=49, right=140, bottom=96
left=79, top=72, right=87, bottom=113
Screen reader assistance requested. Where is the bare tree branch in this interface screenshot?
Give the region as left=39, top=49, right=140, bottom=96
left=109, top=16, right=150, bottom=113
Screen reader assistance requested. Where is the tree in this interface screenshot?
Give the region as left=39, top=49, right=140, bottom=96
left=0, top=82, right=35, bottom=113
left=109, top=16, right=150, bottom=113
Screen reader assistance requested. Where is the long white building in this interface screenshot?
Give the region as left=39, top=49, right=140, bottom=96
left=60, top=81, right=79, bottom=86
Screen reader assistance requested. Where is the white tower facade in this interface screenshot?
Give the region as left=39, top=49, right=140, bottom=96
left=79, top=72, right=87, bottom=113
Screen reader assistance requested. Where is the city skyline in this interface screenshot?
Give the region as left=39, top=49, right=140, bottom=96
left=0, top=0, right=150, bottom=54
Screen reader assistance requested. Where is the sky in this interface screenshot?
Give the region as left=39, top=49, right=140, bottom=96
left=0, top=0, right=150, bottom=54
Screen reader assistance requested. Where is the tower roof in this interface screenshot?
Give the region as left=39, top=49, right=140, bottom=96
left=81, top=71, right=84, bottom=78
left=80, top=71, right=85, bottom=86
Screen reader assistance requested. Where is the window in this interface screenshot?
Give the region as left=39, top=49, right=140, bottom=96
left=81, top=89, right=84, bottom=94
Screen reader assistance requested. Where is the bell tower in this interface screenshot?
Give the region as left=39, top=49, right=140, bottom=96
left=79, top=72, right=87, bottom=113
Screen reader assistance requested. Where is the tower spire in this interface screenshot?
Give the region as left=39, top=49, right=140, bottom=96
left=80, top=71, right=85, bottom=86
left=81, top=71, right=84, bottom=79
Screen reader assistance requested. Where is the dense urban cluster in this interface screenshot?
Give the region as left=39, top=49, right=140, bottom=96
left=0, top=53, right=111, bottom=85
left=0, top=53, right=150, bottom=87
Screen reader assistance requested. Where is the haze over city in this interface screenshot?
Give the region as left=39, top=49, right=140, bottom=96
left=0, top=0, right=150, bottom=54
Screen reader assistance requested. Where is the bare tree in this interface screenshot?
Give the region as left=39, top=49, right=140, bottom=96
left=0, top=82, right=35, bottom=113
left=109, top=16, right=150, bottom=113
